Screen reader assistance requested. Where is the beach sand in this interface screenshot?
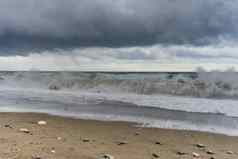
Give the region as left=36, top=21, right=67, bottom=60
left=0, top=113, right=237, bottom=159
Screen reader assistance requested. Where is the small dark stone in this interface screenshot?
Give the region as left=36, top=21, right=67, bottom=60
left=19, top=128, right=30, bottom=134
left=227, top=151, right=234, bottom=154
left=116, top=141, right=128, bottom=145
left=207, top=150, right=215, bottom=155
left=177, top=151, right=187, bottom=155
left=155, top=141, right=162, bottom=145
left=192, top=152, right=200, bottom=157
left=32, top=155, right=41, bottom=159
left=82, top=138, right=90, bottom=142
left=195, top=143, right=206, bottom=148
left=101, top=154, right=114, bottom=159
left=4, top=124, right=13, bottom=128
left=152, top=153, right=159, bottom=158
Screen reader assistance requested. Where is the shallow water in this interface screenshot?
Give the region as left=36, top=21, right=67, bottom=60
left=0, top=88, right=238, bottom=136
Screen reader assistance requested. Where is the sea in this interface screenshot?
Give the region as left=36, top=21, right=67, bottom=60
left=0, top=71, right=238, bottom=135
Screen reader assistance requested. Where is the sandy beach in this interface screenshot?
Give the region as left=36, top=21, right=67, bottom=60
left=0, top=113, right=236, bottom=159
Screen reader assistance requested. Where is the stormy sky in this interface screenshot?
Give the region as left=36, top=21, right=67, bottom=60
left=0, top=0, right=238, bottom=71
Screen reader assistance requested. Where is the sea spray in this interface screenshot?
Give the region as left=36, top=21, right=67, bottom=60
left=0, top=71, right=238, bottom=99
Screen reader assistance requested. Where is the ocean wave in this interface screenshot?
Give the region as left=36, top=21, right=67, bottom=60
left=0, top=71, right=238, bottom=99
left=0, top=87, right=238, bottom=117
left=0, top=88, right=238, bottom=135
left=0, top=71, right=238, bottom=135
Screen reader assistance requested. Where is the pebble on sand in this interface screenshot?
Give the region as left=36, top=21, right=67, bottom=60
left=4, top=124, right=13, bottom=128
left=32, top=155, right=41, bottom=159
left=207, top=150, right=215, bottom=155
left=177, top=151, right=187, bottom=155
left=226, top=151, right=234, bottom=154
left=100, top=154, right=114, bottom=159
left=19, top=128, right=30, bottom=133
left=152, top=153, right=159, bottom=158
left=192, top=152, right=200, bottom=158
left=37, top=121, right=47, bottom=125
left=116, top=141, right=128, bottom=145
left=82, top=138, right=90, bottom=142
left=196, top=143, right=206, bottom=148
left=155, top=141, right=162, bottom=145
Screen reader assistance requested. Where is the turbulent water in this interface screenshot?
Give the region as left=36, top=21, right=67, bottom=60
left=2, top=71, right=238, bottom=98
left=1, top=71, right=238, bottom=135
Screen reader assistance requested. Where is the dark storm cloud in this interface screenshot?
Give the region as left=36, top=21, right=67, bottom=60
left=0, top=0, right=238, bottom=54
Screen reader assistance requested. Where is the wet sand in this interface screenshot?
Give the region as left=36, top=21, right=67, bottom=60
left=0, top=112, right=237, bottom=159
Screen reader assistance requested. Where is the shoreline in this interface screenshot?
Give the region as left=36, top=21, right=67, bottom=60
left=6, top=111, right=237, bottom=137
left=0, top=112, right=237, bottom=159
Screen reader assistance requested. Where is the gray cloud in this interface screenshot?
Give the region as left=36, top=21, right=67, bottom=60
left=0, top=0, right=238, bottom=54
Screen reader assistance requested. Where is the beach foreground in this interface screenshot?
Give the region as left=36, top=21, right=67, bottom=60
left=0, top=113, right=237, bottom=159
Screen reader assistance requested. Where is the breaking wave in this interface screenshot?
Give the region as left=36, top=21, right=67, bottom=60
left=1, top=71, right=238, bottom=135
left=0, top=71, right=238, bottom=99
left=0, top=71, right=238, bottom=118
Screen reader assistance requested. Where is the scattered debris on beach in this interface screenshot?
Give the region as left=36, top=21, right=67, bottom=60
left=195, top=143, right=206, bottom=148
left=116, top=141, right=128, bottom=146
left=155, top=141, right=162, bottom=145
left=0, top=113, right=237, bottom=159
left=57, top=137, right=62, bottom=140
left=82, top=138, right=90, bottom=142
left=32, top=155, right=41, bottom=159
left=37, top=120, right=47, bottom=125
left=226, top=151, right=234, bottom=154
left=19, top=128, right=30, bottom=133
left=152, top=153, right=159, bottom=158
left=99, top=154, right=114, bottom=159
left=177, top=151, right=187, bottom=155
left=192, top=152, right=200, bottom=158
left=4, top=124, right=13, bottom=128
left=206, top=150, right=215, bottom=155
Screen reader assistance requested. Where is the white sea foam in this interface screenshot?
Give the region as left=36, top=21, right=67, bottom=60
left=1, top=71, right=238, bottom=98
left=0, top=71, right=238, bottom=117
left=0, top=86, right=238, bottom=117
left=0, top=102, right=237, bottom=136
left=0, top=73, right=238, bottom=136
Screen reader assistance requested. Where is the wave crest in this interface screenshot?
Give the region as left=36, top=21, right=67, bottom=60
left=0, top=71, right=238, bottom=99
